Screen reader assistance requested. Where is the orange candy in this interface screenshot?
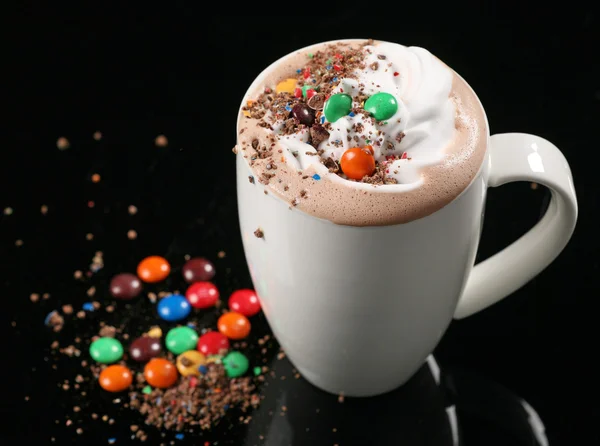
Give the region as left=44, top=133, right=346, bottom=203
left=137, top=256, right=171, bottom=283
left=340, top=146, right=376, bottom=180
left=218, top=312, right=251, bottom=340
left=144, top=358, right=178, bottom=388
left=99, top=365, right=133, bottom=392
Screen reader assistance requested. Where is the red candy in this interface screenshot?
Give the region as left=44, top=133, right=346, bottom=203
left=185, top=282, right=219, bottom=309
left=306, top=89, right=317, bottom=99
left=197, top=331, right=230, bottom=356
left=294, top=88, right=302, bottom=98
left=228, top=289, right=261, bottom=317
left=303, top=67, right=311, bottom=79
left=333, top=64, right=342, bottom=71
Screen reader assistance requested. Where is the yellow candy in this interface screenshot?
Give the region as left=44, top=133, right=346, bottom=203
left=176, top=350, right=206, bottom=376
left=147, top=326, right=162, bottom=338
left=275, top=78, right=297, bottom=94
left=242, top=110, right=251, bottom=117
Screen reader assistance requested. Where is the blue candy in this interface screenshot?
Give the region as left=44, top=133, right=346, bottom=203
left=157, top=294, right=191, bottom=322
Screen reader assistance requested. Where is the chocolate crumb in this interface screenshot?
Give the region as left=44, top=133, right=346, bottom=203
left=99, top=325, right=117, bottom=338
left=324, top=157, right=340, bottom=173
left=248, top=175, right=255, bottom=184
left=56, top=137, right=70, bottom=150
left=254, top=228, right=264, bottom=239
left=307, top=93, right=326, bottom=111
left=179, top=356, right=193, bottom=367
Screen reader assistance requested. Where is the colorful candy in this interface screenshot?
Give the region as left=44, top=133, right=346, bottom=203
left=165, top=326, right=199, bottom=355
left=302, top=85, right=316, bottom=98
left=340, top=146, right=376, bottom=180
left=218, top=312, right=251, bottom=340
left=89, top=337, right=124, bottom=364
left=144, top=358, right=178, bottom=388
left=176, top=350, right=206, bottom=376
left=197, top=331, right=230, bottom=356
left=130, top=336, right=162, bottom=362
left=292, top=103, right=315, bottom=126
left=99, top=365, right=133, bottom=392
left=275, top=78, right=297, bottom=94
left=185, top=282, right=219, bottom=309
left=182, top=257, right=215, bottom=283
left=364, top=92, right=398, bottom=121
left=323, top=93, right=352, bottom=123
left=109, top=273, right=142, bottom=299
left=223, top=351, right=249, bottom=378
left=157, top=294, right=191, bottom=322
left=228, top=289, right=261, bottom=317
left=137, top=256, right=171, bottom=283
left=146, top=326, right=163, bottom=338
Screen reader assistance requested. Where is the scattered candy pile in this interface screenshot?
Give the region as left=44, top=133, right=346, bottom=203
left=39, top=251, right=277, bottom=442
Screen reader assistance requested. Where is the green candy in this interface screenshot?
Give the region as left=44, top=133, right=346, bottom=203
left=364, top=92, right=398, bottom=121
left=223, top=351, right=249, bottom=378
left=324, top=93, right=352, bottom=123
left=89, top=337, right=124, bottom=364
left=142, top=385, right=152, bottom=394
left=165, top=326, right=198, bottom=355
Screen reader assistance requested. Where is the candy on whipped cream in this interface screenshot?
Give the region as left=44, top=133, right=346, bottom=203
left=242, top=40, right=456, bottom=187
left=236, top=39, right=487, bottom=226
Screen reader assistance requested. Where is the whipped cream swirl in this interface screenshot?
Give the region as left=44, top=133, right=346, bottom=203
left=278, top=42, right=455, bottom=187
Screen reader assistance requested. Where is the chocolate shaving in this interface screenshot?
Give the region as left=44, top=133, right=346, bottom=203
left=307, top=93, right=326, bottom=111
left=309, top=124, right=330, bottom=148
left=254, top=228, right=264, bottom=238
left=324, top=157, right=340, bottom=173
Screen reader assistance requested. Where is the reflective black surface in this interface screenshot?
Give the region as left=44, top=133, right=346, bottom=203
left=5, top=9, right=600, bottom=445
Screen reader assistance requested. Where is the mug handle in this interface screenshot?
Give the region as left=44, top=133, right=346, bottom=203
left=454, top=133, right=578, bottom=319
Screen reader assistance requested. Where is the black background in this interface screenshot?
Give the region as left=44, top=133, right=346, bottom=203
left=3, top=7, right=600, bottom=445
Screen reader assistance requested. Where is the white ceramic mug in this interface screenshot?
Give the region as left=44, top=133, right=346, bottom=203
left=235, top=42, right=578, bottom=397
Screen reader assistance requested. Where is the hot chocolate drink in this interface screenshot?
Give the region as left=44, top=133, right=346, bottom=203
left=235, top=39, right=487, bottom=226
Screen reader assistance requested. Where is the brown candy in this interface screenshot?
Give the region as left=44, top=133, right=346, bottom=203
left=292, top=103, right=315, bottom=126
